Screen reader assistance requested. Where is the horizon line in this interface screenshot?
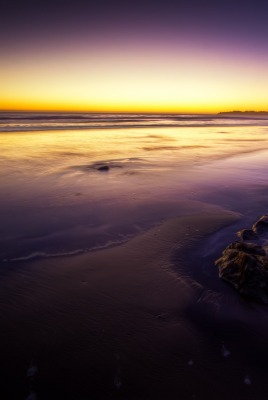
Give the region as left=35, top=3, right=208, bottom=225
left=0, top=110, right=218, bottom=115
left=1, top=109, right=267, bottom=115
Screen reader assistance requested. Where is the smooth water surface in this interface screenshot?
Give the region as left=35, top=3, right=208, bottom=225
left=1, top=114, right=268, bottom=262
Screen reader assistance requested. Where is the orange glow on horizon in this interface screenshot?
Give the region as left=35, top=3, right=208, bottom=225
left=1, top=96, right=268, bottom=114
left=2, top=102, right=268, bottom=114
left=1, top=42, right=268, bottom=113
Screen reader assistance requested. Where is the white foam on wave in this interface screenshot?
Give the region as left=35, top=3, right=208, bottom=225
left=3, top=249, right=84, bottom=262
left=2, top=238, right=129, bottom=262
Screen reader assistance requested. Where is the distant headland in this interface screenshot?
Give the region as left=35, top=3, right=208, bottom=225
left=218, top=111, right=268, bottom=117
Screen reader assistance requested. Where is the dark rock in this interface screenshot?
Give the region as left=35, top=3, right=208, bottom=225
left=97, top=165, right=109, bottom=172
left=225, top=241, right=266, bottom=256
left=215, top=214, right=268, bottom=303
left=237, top=228, right=258, bottom=241
left=252, top=215, right=268, bottom=234
left=216, top=242, right=268, bottom=304
left=215, top=215, right=268, bottom=304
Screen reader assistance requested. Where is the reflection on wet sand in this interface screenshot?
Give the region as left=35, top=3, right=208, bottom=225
left=1, top=125, right=268, bottom=261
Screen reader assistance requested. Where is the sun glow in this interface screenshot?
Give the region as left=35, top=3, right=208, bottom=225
left=1, top=41, right=268, bottom=113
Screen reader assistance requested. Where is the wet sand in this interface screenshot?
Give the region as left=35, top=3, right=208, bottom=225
left=1, top=123, right=268, bottom=399
left=2, top=201, right=268, bottom=399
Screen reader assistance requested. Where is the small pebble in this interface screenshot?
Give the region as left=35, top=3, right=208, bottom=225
left=244, top=375, right=252, bottom=385
left=27, top=365, right=38, bottom=379
left=25, top=391, right=37, bottom=400
left=221, top=343, right=231, bottom=358
left=114, top=376, right=122, bottom=389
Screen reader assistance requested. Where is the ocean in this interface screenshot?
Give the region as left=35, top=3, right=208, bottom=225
left=1, top=112, right=268, bottom=132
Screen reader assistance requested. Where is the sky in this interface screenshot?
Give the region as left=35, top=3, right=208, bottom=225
left=1, top=0, right=268, bottom=113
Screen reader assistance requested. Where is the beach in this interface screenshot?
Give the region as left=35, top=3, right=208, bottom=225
left=1, top=114, right=268, bottom=399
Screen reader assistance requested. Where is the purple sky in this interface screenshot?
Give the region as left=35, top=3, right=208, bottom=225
left=1, top=0, right=267, bottom=49
left=1, top=0, right=268, bottom=111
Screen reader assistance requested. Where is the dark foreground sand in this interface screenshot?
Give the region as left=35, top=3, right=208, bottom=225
left=1, top=202, right=268, bottom=400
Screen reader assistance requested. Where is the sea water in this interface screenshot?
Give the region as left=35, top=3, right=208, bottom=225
left=1, top=112, right=268, bottom=262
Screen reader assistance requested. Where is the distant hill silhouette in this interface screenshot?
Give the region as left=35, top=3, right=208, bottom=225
left=218, top=111, right=268, bottom=117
